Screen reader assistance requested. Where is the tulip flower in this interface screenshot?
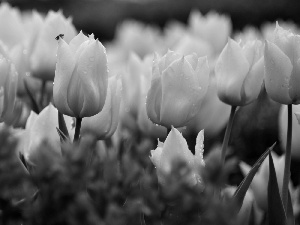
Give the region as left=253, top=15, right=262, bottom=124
left=0, top=3, right=25, bottom=48
left=30, top=10, right=77, bottom=81
left=0, top=52, right=18, bottom=124
left=53, top=31, right=108, bottom=118
left=188, top=10, right=232, bottom=54
left=120, top=52, right=166, bottom=138
left=115, top=20, right=161, bottom=58
left=19, top=104, right=74, bottom=167
left=215, top=38, right=264, bottom=106
left=279, top=105, right=300, bottom=159
left=81, top=75, right=122, bottom=140
left=9, top=44, right=41, bottom=96
left=264, top=23, right=300, bottom=105
left=150, top=126, right=205, bottom=186
left=186, top=75, right=230, bottom=136
left=146, top=51, right=209, bottom=128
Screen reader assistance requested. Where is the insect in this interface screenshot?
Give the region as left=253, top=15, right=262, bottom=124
left=55, top=34, right=64, bottom=40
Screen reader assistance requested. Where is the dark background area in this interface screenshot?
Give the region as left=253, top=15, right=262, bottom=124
left=8, top=0, right=300, bottom=41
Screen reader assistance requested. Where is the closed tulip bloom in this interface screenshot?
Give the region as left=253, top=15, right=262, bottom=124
left=188, top=10, right=232, bottom=54
left=30, top=10, right=77, bottom=81
left=81, top=76, right=122, bottom=140
left=264, top=23, right=300, bottom=104
left=215, top=38, right=264, bottom=106
left=53, top=31, right=108, bottom=118
left=150, top=126, right=205, bottom=186
left=0, top=3, right=25, bottom=48
left=0, top=52, right=18, bottom=123
left=146, top=51, right=209, bottom=128
left=20, top=104, right=74, bottom=167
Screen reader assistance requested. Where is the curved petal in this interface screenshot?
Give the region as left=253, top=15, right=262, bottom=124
left=26, top=104, right=61, bottom=165
left=288, top=35, right=300, bottom=103
left=146, top=77, right=162, bottom=125
left=215, top=39, right=250, bottom=105
left=160, top=127, right=194, bottom=172
left=241, top=56, right=264, bottom=105
left=160, top=57, right=203, bottom=128
left=53, top=38, right=75, bottom=116
left=264, top=41, right=293, bottom=104
left=81, top=76, right=121, bottom=139
left=67, top=40, right=108, bottom=117
left=69, top=31, right=89, bottom=53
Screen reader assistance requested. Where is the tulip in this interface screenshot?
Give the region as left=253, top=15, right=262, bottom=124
left=81, top=75, right=122, bottom=140
left=146, top=51, right=209, bottom=128
left=9, top=44, right=41, bottom=96
left=215, top=38, right=264, bottom=106
left=264, top=23, right=300, bottom=104
left=279, top=105, right=300, bottom=159
left=30, top=10, right=77, bottom=81
left=186, top=75, right=230, bottom=136
left=188, top=10, right=232, bottom=54
left=173, top=34, right=212, bottom=58
left=19, top=104, right=74, bottom=167
left=121, top=52, right=166, bottom=138
left=115, top=20, right=161, bottom=58
left=150, top=126, right=205, bottom=186
left=53, top=31, right=108, bottom=118
left=0, top=3, right=25, bottom=48
left=0, top=52, right=18, bottom=124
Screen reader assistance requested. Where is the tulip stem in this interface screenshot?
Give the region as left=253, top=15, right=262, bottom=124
left=220, top=105, right=237, bottom=166
left=282, top=104, right=292, bottom=211
left=74, top=117, right=82, bottom=142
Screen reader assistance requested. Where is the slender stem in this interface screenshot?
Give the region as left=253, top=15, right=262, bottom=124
left=282, top=104, right=292, bottom=211
left=74, top=117, right=82, bottom=142
left=220, top=105, right=237, bottom=166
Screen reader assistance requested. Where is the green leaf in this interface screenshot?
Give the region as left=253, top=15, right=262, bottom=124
left=56, top=127, right=69, bottom=143
left=58, top=111, right=70, bottom=140
left=268, top=151, right=287, bottom=225
left=233, top=143, right=276, bottom=212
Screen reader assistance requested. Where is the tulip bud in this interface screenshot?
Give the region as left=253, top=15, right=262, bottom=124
left=9, top=44, right=41, bottom=96
left=81, top=75, right=122, bottom=140
left=0, top=3, right=25, bottom=48
left=215, top=38, right=264, bottom=106
left=186, top=75, right=230, bottom=136
left=188, top=10, right=232, bottom=54
left=0, top=53, right=18, bottom=124
left=20, top=104, right=74, bottom=167
left=30, top=10, right=77, bottom=81
left=279, top=105, right=300, bottom=159
left=150, top=126, right=205, bottom=186
left=264, top=22, right=300, bottom=104
left=146, top=51, right=209, bottom=128
left=53, top=31, right=108, bottom=118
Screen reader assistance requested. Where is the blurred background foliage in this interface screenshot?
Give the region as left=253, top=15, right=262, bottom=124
left=7, top=0, right=300, bottom=41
